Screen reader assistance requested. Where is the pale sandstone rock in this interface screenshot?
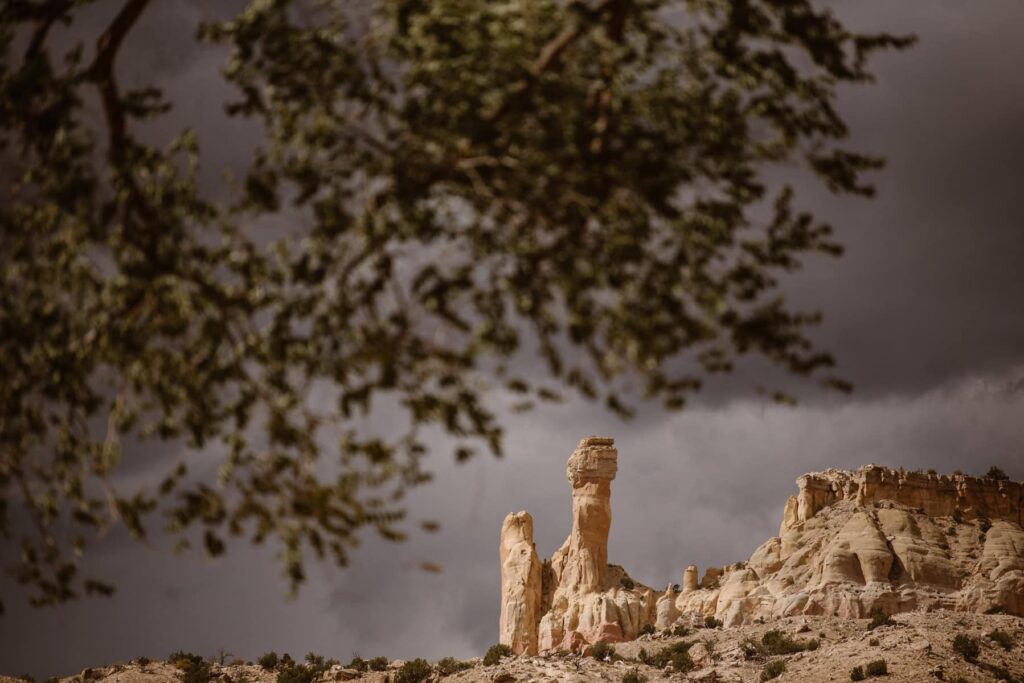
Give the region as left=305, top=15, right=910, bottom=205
left=499, top=511, right=543, bottom=654
left=501, top=452, right=1024, bottom=652
left=683, top=565, right=699, bottom=593
left=679, top=465, right=1024, bottom=625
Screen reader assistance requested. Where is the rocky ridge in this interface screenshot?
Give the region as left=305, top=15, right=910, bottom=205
left=500, top=437, right=1024, bottom=655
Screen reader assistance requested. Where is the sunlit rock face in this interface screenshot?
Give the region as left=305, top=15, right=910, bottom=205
left=678, top=466, right=1024, bottom=626
left=499, top=437, right=656, bottom=654
left=500, top=448, right=1024, bottom=653
left=499, top=511, right=543, bottom=655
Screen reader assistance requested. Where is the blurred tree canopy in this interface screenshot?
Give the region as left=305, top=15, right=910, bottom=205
left=0, top=0, right=913, bottom=612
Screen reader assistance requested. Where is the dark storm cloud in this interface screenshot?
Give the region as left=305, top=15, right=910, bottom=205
left=4, top=1, right=1024, bottom=679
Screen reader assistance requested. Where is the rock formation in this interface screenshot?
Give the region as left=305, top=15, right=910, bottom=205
left=678, top=465, right=1024, bottom=626
left=499, top=437, right=657, bottom=654
left=498, top=511, right=543, bottom=655
left=501, top=445, right=1024, bottom=653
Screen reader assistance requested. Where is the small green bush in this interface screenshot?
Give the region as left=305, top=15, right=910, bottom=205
left=367, top=657, right=388, bottom=672
left=620, top=577, right=635, bottom=589
left=865, top=659, right=887, bottom=676
left=590, top=642, right=616, bottom=662
left=393, top=659, right=431, bottom=683
left=435, top=657, right=472, bottom=676
left=258, top=652, right=280, bottom=670
left=952, top=633, right=980, bottom=662
left=760, top=630, right=815, bottom=655
left=867, top=609, right=894, bottom=631
left=985, top=605, right=1008, bottom=615
left=483, top=644, right=512, bottom=666
left=986, top=466, right=1010, bottom=481
left=646, top=641, right=694, bottom=672
left=672, top=623, right=689, bottom=637
left=869, top=638, right=879, bottom=647
left=989, top=629, right=1015, bottom=651
left=850, top=665, right=865, bottom=681
left=797, top=624, right=811, bottom=633
left=621, top=670, right=647, bottom=683
left=760, top=660, right=786, bottom=681
left=276, top=664, right=315, bottom=683
left=639, top=623, right=656, bottom=636
left=136, top=657, right=151, bottom=666
left=704, top=616, right=723, bottom=629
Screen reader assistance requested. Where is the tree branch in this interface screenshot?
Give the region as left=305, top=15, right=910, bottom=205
left=86, top=0, right=152, bottom=164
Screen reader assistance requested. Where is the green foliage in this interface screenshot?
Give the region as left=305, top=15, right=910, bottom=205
left=621, top=671, right=647, bottom=683
left=864, top=659, right=887, bottom=676
left=953, top=634, right=981, bottom=662
left=986, top=466, right=1010, bottom=481
left=367, top=657, right=389, bottom=672
left=393, top=658, right=431, bottom=683
left=258, top=652, right=280, bottom=670
left=590, top=641, right=616, bottom=661
left=639, top=623, right=656, bottom=636
left=755, top=630, right=817, bottom=655
left=985, top=606, right=1008, bottom=615
left=867, top=609, right=894, bottom=631
left=868, top=638, right=879, bottom=647
left=851, top=666, right=865, bottom=681
left=135, top=657, right=150, bottom=666
left=435, top=657, right=472, bottom=676
left=0, top=0, right=914, bottom=609
left=620, top=578, right=635, bottom=589
left=483, top=644, right=512, bottom=667
left=760, top=660, right=786, bottom=681
left=988, top=629, right=1015, bottom=651
left=168, top=652, right=210, bottom=683
left=704, top=616, right=723, bottom=629
left=672, top=623, right=689, bottom=637
left=644, top=641, right=694, bottom=672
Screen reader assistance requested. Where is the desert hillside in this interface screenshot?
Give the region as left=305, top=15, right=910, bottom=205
left=9, top=611, right=1023, bottom=682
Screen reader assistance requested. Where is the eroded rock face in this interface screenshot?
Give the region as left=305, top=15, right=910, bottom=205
left=500, top=453, right=1024, bottom=653
left=678, top=465, right=1024, bottom=626
left=499, top=511, right=542, bottom=654
left=500, top=437, right=656, bottom=654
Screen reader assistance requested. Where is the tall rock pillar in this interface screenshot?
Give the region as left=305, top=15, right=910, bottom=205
left=558, top=436, right=618, bottom=594
left=499, top=511, right=543, bottom=655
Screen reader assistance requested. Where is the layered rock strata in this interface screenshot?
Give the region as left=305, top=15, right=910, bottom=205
left=499, top=437, right=656, bottom=654
left=679, top=465, right=1024, bottom=625
left=501, top=450, right=1024, bottom=652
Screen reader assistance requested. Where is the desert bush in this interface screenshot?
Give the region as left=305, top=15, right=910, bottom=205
left=590, top=642, right=619, bottom=662
left=367, top=657, right=388, bottom=672
left=621, top=671, right=647, bottom=683
left=704, top=616, right=723, bottom=629
left=639, top=624, right=656, bottom=636
left=867, top=609, right=894, bottom=631
left=672, top=623, right=689, bottom=637
left=393, top=659, right=431, bottom=683
left=979, top=516, right=993, bottom=533
left=169, top=651, right=203, bottom=669
left=850, top=665, right=865, bottom=681
left=258, top=653, right=280, bottom=670
left=989, top=629, right=1015, bottom=651
left=435, top=657, right=472, bottom=676
left=797, top=624, right=811, bottom=633
left=869, top=638, right=879, bottom=647
left=620, top=577, right=635, bottom=589
left=276, top=663, right=315, bottom=683
left=646, top=641, right=695, bottom=672
left=135, top=657, right=151, bottom=666
left=986, top=466, right=1010, bottom=481
left=483, top=644, right=512, bottom=667
left=865, top=659, right=887, bottom=676
left=759, top=630, right=816, bottom=655
left=985, top=606, right=1008, bottom=615
left=44, top=678, right=59, bottom=683
left=953, top=633, right=981, bottom=662
left=947, top=526, right=957, bottom=535
left=760, top=660, right=786, bottom=681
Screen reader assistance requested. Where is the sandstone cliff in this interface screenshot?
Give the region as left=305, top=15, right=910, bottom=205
left=500, top=441, right=1024, bottom=653
left=679, top=465, right=1024, bottom=626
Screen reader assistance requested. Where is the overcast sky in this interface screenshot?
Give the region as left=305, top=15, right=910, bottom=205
left=3, top=1, right=1024, bottom=678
